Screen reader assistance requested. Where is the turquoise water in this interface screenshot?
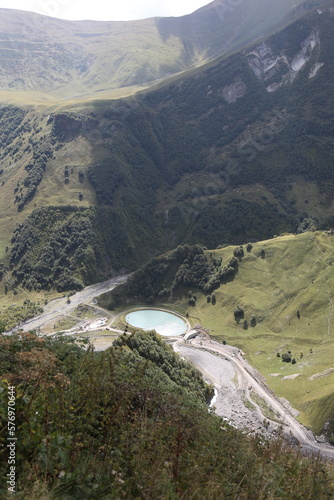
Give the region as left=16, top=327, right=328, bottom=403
left=125, top=309, right=187, bottom=336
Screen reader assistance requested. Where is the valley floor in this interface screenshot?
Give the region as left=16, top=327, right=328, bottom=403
left=8, top=275, right=128, bottom=336
left=9, top=273, right=334, bottom=461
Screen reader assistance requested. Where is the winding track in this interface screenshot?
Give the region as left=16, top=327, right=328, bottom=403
left=175, top=337, right=334, bottom=460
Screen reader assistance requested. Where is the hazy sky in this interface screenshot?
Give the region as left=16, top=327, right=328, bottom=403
left=0, top=0, right=211, bottom=21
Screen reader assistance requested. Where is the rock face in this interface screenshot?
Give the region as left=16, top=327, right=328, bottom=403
left=247, top=29, right=323, bottom=92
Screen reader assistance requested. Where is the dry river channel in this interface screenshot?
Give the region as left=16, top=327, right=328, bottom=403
left=174, top=337, right=334, bottom=460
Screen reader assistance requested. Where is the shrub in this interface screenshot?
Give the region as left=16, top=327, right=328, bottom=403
left=234, top=246, right=244, bottom=258
left=229, top=257, right=238, bottom=269
left=297, top=217, right=317, bottom=233
left=282, top=352, right=292, bottom=363
left=234, top=306, right=244, bottom=322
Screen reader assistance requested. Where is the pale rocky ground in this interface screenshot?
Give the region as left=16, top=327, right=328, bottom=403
left=174, top=342, right=281, bottom=438
left=174, top=337, right=334, bottom=460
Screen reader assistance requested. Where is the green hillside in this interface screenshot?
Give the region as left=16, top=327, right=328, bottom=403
left=2, top=2, right=334, bottom=495
left=100, top=231, right=334, bottom=437
left=198, top=232, right=334, bottom=436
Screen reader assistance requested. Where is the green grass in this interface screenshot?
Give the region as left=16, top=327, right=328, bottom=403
left=52, top=316, right=80, bottom=332
left=244, top=398, right=256, bottom=411
left=171, top=232, right=334, bottom=432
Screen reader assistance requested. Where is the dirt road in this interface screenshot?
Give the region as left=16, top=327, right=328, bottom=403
left=175, top=337, right=334, bottom=460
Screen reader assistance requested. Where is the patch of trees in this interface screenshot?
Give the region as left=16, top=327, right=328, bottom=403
left=191, top=199, right=296, bottom=248
left=277, top=351, right=296, bottom=364
left=16, top=138, right=54, bottom=211
left=87, top=159, right=126, bottom=206
left=0, top=105, right=26, bottom=148
left=234, top=306, right=245, bottom=322
left=282, top=352, right=292, bottom=363
left=78, top=170, right=85, bottom=183
left=114, top=330, right=213, bottom=403
left=51, top=112, right=96, bottom=142
left=297, top=217, right=317, bottom=233
left=87, top=126, right=160, bottom=220
left=102, top=244, right=239, bottom=308
left=188, top=291, right=197, bottom=307
left=10, top=207, right=94, bottom=291
left=0, top=300, right=43, bottom=331
left=10, top=206, right=137, bottom=292
left=234, top=245, right=244, bottom=258
left=247, top=243, right=253, bottom=252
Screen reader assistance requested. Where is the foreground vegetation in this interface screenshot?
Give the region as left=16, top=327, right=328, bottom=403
left=1, top=331, right=333, bottom=499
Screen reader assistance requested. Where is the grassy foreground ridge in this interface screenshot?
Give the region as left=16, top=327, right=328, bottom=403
left=1, top=331, right=333, bottom=499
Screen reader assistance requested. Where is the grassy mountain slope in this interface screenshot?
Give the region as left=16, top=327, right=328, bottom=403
left=199, top=232, right=334, bottom=437
left=0, top=0, right=325, bottom=101
left=100, top=231, right=334, bottom=437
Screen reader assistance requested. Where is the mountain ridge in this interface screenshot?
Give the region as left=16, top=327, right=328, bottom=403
left=0, top=0, right=326, bottom=103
